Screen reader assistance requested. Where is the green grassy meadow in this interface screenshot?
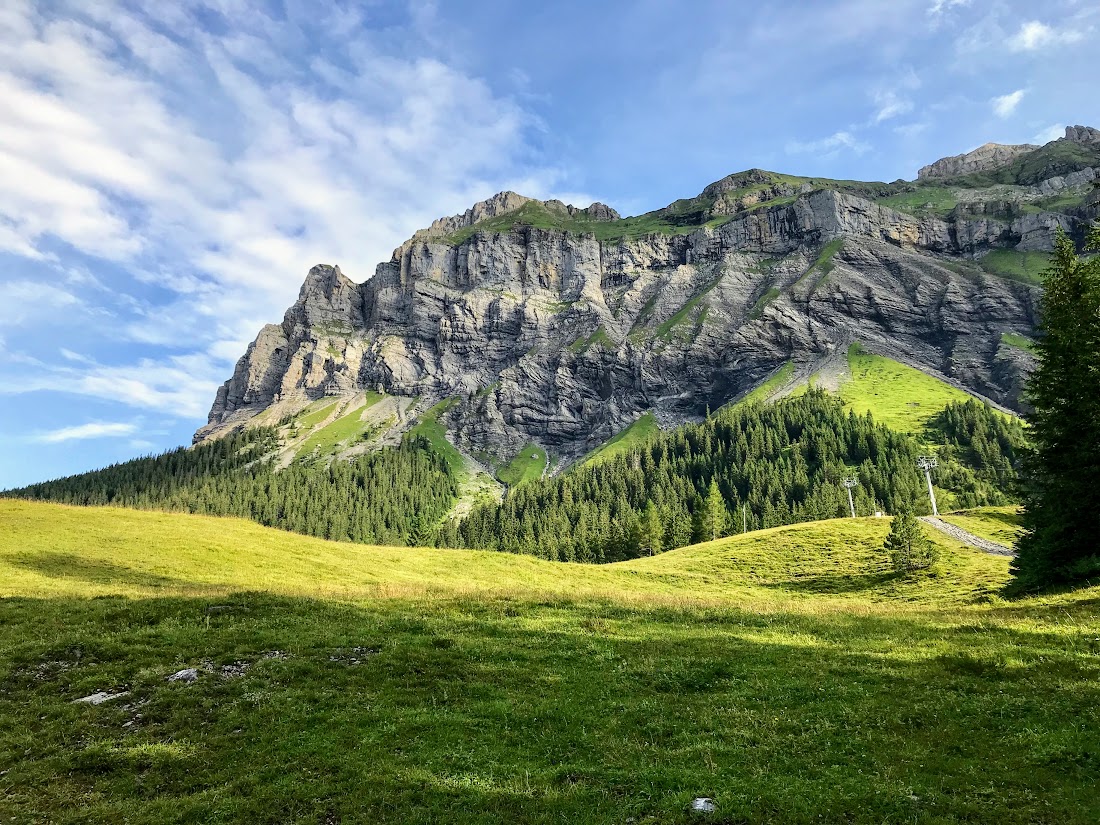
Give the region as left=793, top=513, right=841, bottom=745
left=838, top=344, right=978, bottom=434
left=497, top=444, right=548, bottom=487
left=2, top=500, right=1099, bottom=823
left=294, top=394, right=385, bottom=460
left=940, top=507, right=1024, bottom=547
left=980, top=250, right=1050, bottom=286
left=582, top=413, right=661, bottom=466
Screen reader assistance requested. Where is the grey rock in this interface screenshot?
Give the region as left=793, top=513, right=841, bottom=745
left=1064, top=125, right=1100, bottom=146
left=690, top=797, right=717, bottom=813
left=199, top=160, right=1091, bottom=467
left=73, top=690, right=129, bottom=705
left=167, top=668, right=199, bottom=683
left=918, top=142, right=1037, bottom=180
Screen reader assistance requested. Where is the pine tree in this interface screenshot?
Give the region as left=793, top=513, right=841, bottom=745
left=639, top=500, right=663, bottom=555
left=884, top=511, right=937, bottom=572
left=1013, top=224, right=1100, bottom=589
left=702, top=480, right=726, bottom=541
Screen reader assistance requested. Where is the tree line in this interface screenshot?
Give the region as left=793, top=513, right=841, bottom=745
left=6, top=428, right=458, bottom=546
left=5, top=391, right=1024, bottom=563
left=443, top=390, right=1022, bottom=562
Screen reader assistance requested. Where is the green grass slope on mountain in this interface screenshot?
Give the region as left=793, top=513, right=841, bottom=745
left=941, top=506, right=1025, bottom=546
left=837, top=343, right=978, bottom=434
left=2, top=499, right=1099, bottom=824
left=581, top=412, right=661, bottom=466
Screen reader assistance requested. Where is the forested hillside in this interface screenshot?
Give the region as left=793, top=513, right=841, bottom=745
left=7, top=429, right=458, bottom=546
left=448, top=392, right=1025, bottom=561
left=5, top=391, right=1023, bottom=558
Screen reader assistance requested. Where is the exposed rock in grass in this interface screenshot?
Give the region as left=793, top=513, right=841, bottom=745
left=73, top=690, right=129, bottom=705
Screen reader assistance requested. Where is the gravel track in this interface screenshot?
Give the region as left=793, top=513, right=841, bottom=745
left=920, top=516, right=1015, bottom=557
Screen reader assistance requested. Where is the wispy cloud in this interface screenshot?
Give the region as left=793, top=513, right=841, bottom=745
left=927, top=0, right=970, bottom=21
left=35, top=421, right=138, bottom=443
left=1, top=347, right=224, bottom=419
left=786, top=131, right=871, bottom=157
left=991, top=89, right=1025, bottom=118
left=1032, top=124, right=1065, bottom=144
left=871, top=90, right=915, bottom=124
left=0, top=1, right=583, bottom=430
left=1008, top=21, right=1083, bottom=52
left=0, top=281, right=81, bottom=326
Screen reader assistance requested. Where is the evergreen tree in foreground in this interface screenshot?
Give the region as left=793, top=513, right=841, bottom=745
left=1013, top=224, right=1100, bottom=589
left=884, top=511, right=937, bottom=572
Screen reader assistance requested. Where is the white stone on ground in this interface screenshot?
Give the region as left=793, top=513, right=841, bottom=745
left=73, top=691, right=129, bottom=705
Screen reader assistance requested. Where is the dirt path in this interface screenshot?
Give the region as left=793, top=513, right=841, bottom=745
left=920, top=516, right=1015, bottom=557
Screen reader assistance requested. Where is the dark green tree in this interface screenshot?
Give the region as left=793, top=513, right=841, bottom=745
left=702, top=480, right=726, bottom=542
left=639, top=500, right=663, bottom=556
left=884, top=511, right=937, bottom=572
left=1013, top=224, right=1100, bottom=588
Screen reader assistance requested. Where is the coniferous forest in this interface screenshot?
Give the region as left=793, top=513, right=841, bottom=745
left=8, top=428, right=459, bottom=546
left=446, top=391, right=1022, bottom=561
left=5, top=390, right=1023, bottom=560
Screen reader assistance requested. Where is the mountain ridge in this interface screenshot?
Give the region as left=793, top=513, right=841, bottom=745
left=197, top=126, right=1100, bottom=474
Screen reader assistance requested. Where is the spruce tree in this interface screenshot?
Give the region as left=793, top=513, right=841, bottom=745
left=1013, top=224, right=1100, bottom=588
left=639, top=500, right=663, bottom=555
left=702, top=480, right=726, bottom=541
left=884, top=511, right=937, bottom=572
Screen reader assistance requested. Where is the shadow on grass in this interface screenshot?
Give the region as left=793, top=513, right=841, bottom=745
left=759, top=570, right=904, bottom=595
left=1, top=592, right=1098, bottom=825
left=9, top=551, right=186, bottom=589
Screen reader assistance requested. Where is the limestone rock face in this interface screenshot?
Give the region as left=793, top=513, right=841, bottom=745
left=199, top=135, right=1100, bottom=464
left=918, top=143, right=1038, bottom=180
left=1065, top=125, right=1100, bottom=146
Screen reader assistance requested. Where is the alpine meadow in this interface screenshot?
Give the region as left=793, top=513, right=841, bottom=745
left=2, top=2, right=1100, bottom=823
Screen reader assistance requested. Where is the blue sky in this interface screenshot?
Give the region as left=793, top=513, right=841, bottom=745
left=1, top=0, right=1097, bottom=489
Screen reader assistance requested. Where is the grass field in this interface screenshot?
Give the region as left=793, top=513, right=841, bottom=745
left=1000, top=332, right=1037, bottom=353
left=582, top=413, right=661, bottom=465
left=293, top=398, right=341, bottom=431
left=2, top=500, right=1099, bottom=823
left=497, top=444, right=548, bottom=487
left=838, top=343, right=977, bottom=434
left=406, top=399, right=466, bottom=478
left=736, top=362, right=795, bottom=406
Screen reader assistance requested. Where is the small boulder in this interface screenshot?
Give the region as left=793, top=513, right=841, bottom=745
left=73, top=690, right=129, bottom=705
left=690, top=797, right=717, bottom=814
left=167, top=668, right=199, bottom=683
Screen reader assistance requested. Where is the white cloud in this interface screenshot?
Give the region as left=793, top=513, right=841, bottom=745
left=1008, top=21, right=1083, bottom=52
left=1032, top=124, right=1065, bottom=144
left=991, top=89, right=1025, bottom=118
left=928, top=0, right=969, bottom=17
left=0, top=280, right=81, bottom=326
left=786, top=131, right=871, bottom=157
left=1, top=348, right=224, bottom=419
left=872, top=90, right=914, bottom=124
left=35, top=421, right=137, bottom=443
left=0, top=1, right=583, bottom=424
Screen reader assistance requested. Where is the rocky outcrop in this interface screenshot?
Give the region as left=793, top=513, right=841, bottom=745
left=918, top=143, right=1037, bottom=180
left=199, top=133, right=1100, bottom=464
left=1065, top=125, right=1100, bottom=146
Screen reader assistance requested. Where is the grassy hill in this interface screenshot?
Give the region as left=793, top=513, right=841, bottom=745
left=3, top=500, right=1098, bottom=824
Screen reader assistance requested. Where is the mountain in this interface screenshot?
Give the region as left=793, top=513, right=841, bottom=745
left=200, top=127, right=1099, bottom=476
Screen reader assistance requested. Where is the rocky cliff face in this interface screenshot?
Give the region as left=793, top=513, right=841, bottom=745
left=198, top=128, right=1100, bottom=467
left=918, top=142, right=1038, bottom=180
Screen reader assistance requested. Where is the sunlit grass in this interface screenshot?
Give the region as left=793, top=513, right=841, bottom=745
left=2, top=500, right=1098, bottom=823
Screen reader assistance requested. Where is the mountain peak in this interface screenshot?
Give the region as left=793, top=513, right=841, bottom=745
left=917, top=142, right=1038, bottom=181
left=409, top=192, right=620, bottom=246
